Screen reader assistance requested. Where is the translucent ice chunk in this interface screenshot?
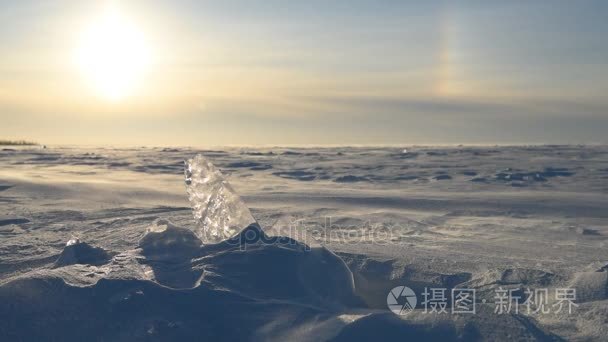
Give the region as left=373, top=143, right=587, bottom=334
left=185, top=154, right=257, bottom=243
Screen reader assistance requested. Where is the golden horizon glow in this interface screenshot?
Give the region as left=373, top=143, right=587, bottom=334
left=74, top=6, right=151, bottom=101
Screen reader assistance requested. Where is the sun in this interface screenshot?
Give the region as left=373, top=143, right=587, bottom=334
left=75, top=7, right=151, bottom=101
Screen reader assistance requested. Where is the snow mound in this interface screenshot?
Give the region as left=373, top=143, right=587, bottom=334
left=54, top=240, right=112, bottom=267
left=570, top=270, right=608, bottom=302
left=457, top=268, right=562, bottom=303
left=197, top=223, right=360, bottom=307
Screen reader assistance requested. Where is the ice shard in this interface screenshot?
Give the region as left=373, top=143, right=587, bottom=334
left=185, top=154, right=257, bottom=244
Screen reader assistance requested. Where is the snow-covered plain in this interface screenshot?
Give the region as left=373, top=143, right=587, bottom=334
left=1, top=145, right=607, bottom=341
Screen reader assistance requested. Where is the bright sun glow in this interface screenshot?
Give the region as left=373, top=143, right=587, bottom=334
left=75, top=7, right=151, bottom=101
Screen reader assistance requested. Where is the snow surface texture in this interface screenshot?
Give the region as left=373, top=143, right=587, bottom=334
left=0, top=145, right=607, bottom=341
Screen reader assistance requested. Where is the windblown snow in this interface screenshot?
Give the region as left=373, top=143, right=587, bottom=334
left=1, top=145, right=607, bottom=341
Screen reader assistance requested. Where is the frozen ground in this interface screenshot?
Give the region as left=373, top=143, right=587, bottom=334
left=1, top=145, right=607, bottom=341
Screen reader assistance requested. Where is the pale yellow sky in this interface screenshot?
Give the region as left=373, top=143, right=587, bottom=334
left=1, top=0, right=607, bottom=145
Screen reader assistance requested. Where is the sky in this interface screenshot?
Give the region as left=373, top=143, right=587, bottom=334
left=0, top=0, right=607, bottom=146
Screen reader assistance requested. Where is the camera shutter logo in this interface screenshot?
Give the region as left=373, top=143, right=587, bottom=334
left=387, top=286, right=417, bottom=315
